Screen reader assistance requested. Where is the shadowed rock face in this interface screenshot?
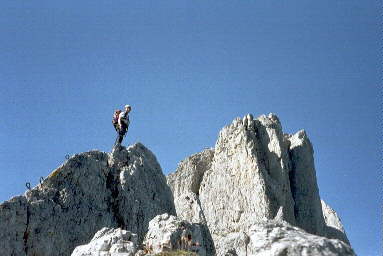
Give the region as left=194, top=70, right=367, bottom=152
left=0, top=143, right=175, bottom=256
left=287, top=130, right=326, bottom=236
left=167, top=113, right=352, bottom=255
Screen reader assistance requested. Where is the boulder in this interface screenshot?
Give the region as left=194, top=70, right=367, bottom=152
left=143, top=213, right=207, bottom=255
left=71, top=227, right=138, bottom=256
left=214, top=221, right=355, bottom=256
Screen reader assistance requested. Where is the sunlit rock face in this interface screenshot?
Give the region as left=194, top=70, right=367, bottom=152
left=142, top=213, right=208, bottom=255
left=214, top=220, right=355, bottom=256
left=321, top=200, right=351, bottom=244
left=167, top=113, right=353, bottom=255
left=71, top=227, right=138, bottom=256
left=199, top=114, right=297, bottom=236
left=0, top=143, right=175, bottom=256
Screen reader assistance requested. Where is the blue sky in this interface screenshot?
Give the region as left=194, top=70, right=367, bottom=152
left=0, top=1, right=379, bottom=255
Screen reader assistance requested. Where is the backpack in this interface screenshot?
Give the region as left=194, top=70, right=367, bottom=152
left=112, top=110, right=121, bottom=125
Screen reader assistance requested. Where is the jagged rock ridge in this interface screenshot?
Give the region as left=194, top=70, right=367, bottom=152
left=0, top=113, right=354, bottom=256
left=167, top=113, right=353, bottom=255
left=0, top=143, right=175, bottom=256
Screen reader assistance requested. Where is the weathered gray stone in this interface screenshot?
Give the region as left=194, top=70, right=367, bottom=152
left=287, top=130, right=326, bottom=235
left=0, top=196, right=28, bottom=256
left=0, top=143, right=175, bottom=256
left=1, top=113, right=353, bottom=256
left=167, top=149, right=213, bottom=225
left=167, top=113, right=352, bottom=254
left=71, top=227, right=138, bottom=256
left=214, top=221, right=355, bottom=256
left=170, top=192, right=205, bottom=224
left=321, top=200, right=350, bottom=244
left=199, top=114, right=297, bottom=237
left=143, top=213, right=207, bottom=255
left=167, top=149, right=214, bottom=199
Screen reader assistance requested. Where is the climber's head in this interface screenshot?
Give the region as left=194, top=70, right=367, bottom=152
left=125, top=105, right=131, bottom=113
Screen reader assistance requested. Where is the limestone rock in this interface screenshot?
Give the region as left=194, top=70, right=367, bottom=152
left=287, top=130, right=326, bottom=235
left=213, top=231, right=250, bottom=256
left=167, top=113, right=352, bottom=253
left=199, top=114, right=297, bottom=236
left=167, top=149, right=213, bottom=224
left=214, top=221, right=355, bottom=256
left=1, top=113, right=353, bottom=256
left=0, top=196, right=28, bottom=256
left=167, top=149, right=214, bottom=199
left=71, top=227, right=138, bottom=256
left=143, top=213, right=207, bottom=255
left=321, top=200, right=350, bottom=244
left=0, top=143, right=175, bottom=256
left=170, top=192, right=206, bottom=224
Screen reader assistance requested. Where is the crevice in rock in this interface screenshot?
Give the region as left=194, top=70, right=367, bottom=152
left=252, top=121, right=271, bottom=176
left=135, top=201, right=145, bottom=241
left=195, top=196, right=216, bottom=255
left=242, top=231, right=250, bottom=256
left=23, top=203, right=30, bottom=255
left=287, top=147, right=298, bottom=220
left=106, top=167, right=125, bottom=229
left=191, top=149, right=214, bottom=196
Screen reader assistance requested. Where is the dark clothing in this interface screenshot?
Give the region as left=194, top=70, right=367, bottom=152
left=114, top=122, right=128, bottom=146
left=120, top=112, right=130, bottom=127
left=113, top=122, right=119, bottom=133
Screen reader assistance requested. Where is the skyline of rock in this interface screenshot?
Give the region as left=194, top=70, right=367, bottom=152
left=0, top=113, right=354, bottom=256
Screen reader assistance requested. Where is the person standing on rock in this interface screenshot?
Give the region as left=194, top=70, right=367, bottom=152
left=114, top=104, right=131, bottom=147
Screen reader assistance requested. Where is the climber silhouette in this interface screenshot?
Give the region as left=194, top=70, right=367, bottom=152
left=113, top=104, right=131, bottom=147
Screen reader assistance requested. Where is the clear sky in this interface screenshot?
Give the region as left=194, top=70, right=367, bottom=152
left=0, top=1, right=379, bottom=255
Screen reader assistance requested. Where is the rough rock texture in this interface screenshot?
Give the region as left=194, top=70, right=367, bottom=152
left=143, top=213, right=207, bottom=255
left=1, top=113, right=353, bottom=256
left=166, top=150, right=216, bottom=255
left=0, top=143, right=175, bottom=256
left=214, top=221, right=355, bottom=256
left=167, top=113, right=352, bottom=254
left=0, top=196, right=28, bottom=256
left=287, top=130, right=326, bottom=235
left=167, top=149, right=214, bottom=224
left=199, top=114, right=298, bottom=241
left=71, top=227, right=138, bottom=256
left=321, top=200, right=350, bottom=244
left=168, top=149, right=214, bottom=199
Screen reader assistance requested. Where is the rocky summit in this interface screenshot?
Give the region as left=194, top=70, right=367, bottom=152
left=167, top=113, right=354, bottom=255
left=0, top=114, right=355, bottom=256
left=0, top=143, right=175, bottom=256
